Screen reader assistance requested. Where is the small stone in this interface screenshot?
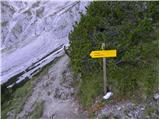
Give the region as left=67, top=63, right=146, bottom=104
left=141, top=107, right=145, bottom=111
left=127, top=113, right=132, bottom=117
left=145, top=115, right=150, bottom=119
left=117, top=107, right=121, bottom=111
left=154, top=93, right=159, bottom=100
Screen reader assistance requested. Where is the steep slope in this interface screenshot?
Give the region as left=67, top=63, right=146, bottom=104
left=1, top=1, right=89, bottom=88
left=5, top=54, right=87, bottom=119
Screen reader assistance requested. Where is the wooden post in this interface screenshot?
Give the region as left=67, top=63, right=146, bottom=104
left=102, top=43, right=107, bottom=94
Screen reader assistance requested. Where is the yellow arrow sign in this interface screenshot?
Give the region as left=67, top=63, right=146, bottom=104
left=90, top=50, right=117, bottom=58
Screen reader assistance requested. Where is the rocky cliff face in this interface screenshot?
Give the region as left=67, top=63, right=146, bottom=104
left=1, top=1, right=89, bottom=87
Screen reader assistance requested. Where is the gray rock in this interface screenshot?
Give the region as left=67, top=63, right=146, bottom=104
left=127, top=113, right=132, bottom=117
left=1, top=1, right=90, bottom=86
left=117, top=107, right=121, bottom=111
left=154, top=93, right=159, bottom=100
left=141, top=107, right=145, bottom=111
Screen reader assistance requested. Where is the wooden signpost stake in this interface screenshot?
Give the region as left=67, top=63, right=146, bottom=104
left=90, top=43, right=117, bottom=94
left=102, top=43, right=107, bottom=94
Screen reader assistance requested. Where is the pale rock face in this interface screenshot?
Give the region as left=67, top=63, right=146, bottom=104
left=1, top=0, right=90, bottom=86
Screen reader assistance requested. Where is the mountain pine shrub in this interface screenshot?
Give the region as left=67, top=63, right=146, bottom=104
left=68, top=1, right=159, bottom=107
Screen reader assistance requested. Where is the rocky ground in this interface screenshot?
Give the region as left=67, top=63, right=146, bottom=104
left=6, top=54, right=87, bottom=119
left=95, top=93, right=159, bottom=119
left=3, top=54, right=159, bottom=119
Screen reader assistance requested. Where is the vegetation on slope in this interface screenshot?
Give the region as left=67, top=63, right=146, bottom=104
left=68, top=1, right=159, bottom=107
left=1, top=56, right=63, bottom=118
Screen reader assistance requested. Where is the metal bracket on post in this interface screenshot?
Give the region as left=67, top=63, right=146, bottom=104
left=102, top=43, right=107, bottom=94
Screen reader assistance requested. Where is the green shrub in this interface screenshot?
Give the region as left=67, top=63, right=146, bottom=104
left=68, top=1, right=158, bottom=107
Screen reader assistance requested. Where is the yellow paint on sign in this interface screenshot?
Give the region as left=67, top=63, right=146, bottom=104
left=90, top=50, right=117, bottom=58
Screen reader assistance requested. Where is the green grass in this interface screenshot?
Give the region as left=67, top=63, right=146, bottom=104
left=29, top=101, right=44, bottom=119
left=1, top=76, right=38, bottom=118
left=77, top=72, right=103, bottom=108
left=143, top=106, right=158, bottom=119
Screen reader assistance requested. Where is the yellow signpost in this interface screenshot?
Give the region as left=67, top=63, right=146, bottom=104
left=90, top=43, right=117, bottom=94
left=90, top=50, right=117, bottom=58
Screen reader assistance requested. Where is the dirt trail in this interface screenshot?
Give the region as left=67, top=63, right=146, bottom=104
left=16, top=54, right=87, bottom=119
